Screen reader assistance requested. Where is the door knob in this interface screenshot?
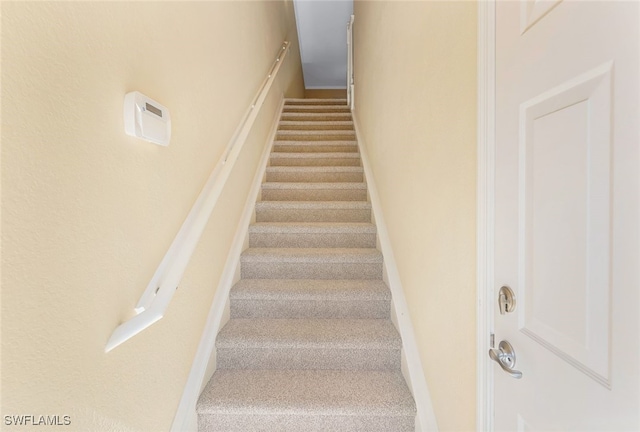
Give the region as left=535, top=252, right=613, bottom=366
left=489, top=340, right=523, bottom=379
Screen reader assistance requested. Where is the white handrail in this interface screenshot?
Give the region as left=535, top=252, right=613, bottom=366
left=347, top=15, right=355, bottom=110
left=347, top=19, right=351, bottom=106
left=105, top=41, right=291, bottom=352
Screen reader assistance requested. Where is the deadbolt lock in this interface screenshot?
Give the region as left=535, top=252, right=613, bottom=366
left=498, top=285, right=516, bottom=314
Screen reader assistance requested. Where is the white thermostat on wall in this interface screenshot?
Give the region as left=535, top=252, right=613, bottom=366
left=124, top=91, right=171, bottom=146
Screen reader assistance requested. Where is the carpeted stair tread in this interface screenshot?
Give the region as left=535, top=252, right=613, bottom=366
left=282, top=105, right=351, bottom=113
left=283, top=102, right=348, bottom=108
left=272, top=140, right=358, bottom=153
left=278, top=129, right=355, bottom=134
left=230, top=279, right=390, bottom=301
left=249, top=222, right=375, bottom=234
left=214, top=318, right=400, bottom=369
left=197, top=369, right=416, bottom=416
left=280, top=112, right=353, bottom=122
left=278, top=120, right=354, bottom=130
left=266, top=166, right=364, bottom=183
left=255, top=200, right=372, bottom=223
left=285, top=98, right=347, bottom=105
left=266, top=165, right=363, bottom=172
left=216, top=318, right=401, bottom=349
left=229, top=279, right=390, bottom=319
left=269, top=154, right=361, bottom=169
left=262, top=182, right=367, bottom=201
left=277, top=130, right=356, bottom=140
left=273, top=140, right=357, bottom=145
left=262, top=182, right=366, bottom=190
left=261, top=182, right=367, bottom=201
left=240, top=248, right=383, bottom=279
left=255, top=200, right=371, bottom=209
left=249, top=222, right=376, bottom=248
left=241, top=247, right=382, bottom=263
left=271, top=151, right=359, bottom=157
left=269, top=152, right=362, bottom=167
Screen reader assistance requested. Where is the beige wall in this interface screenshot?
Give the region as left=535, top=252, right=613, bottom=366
left=352, top=1, right=477, bottom=431
left=1, top=1, right=303, bottom=430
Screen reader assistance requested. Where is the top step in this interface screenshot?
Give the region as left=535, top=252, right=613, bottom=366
left=285, top=98, right=347, bottom=106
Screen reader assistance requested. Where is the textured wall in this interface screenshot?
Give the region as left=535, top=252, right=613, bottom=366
left=352, top=1, right=477, bottom=430
left=1, top=1, right=303, bottom=430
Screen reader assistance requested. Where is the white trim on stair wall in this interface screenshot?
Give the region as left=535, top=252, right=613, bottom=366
left=352, top=115, right=439, bottom=432
left=476, top=1, right=496, bottom=431
left=170, top=98, right=285, bottom=432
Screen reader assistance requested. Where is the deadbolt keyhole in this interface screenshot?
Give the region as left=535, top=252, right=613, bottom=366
left=498, top=285, right=516, bottom=314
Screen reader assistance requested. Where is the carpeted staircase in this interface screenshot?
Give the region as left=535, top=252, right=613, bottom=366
left=196, top=99, right=417, bottom=431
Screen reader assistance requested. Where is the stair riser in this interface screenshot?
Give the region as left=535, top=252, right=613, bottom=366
left=273, top=144, right=358, bottom=153
left=283, top=107, right=351, bottom=113
left=276, top=133, right=356, bottom=141
left=231, top=299, right=390, bottom=319
left=284, top=99, right=347, bottom=106
left=279, top=124, right=354, bottom=131
left=198, top=414, right=415, bottom=432
left=241, top=262, right=382, bottom=280
left=216, top=347, right=400, bottom=370
left=270, top=157, right=360, bottom=167
left=266, top=170, right=363, bottom=182
left=261, top=188, right=367, bottom=202
left=249, top=232, right=376, bottom=248
left=255, top=207, right=371, bottom=223
left=281, top=114, right=352, bottom=122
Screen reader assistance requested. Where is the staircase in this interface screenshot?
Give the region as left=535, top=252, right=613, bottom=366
left=196, top=99, right=416, bottom=431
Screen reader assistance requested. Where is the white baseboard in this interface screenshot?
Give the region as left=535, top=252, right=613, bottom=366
left=170, top=97, right=285, bottom=432
left=352, top=113, right=439, bottom=432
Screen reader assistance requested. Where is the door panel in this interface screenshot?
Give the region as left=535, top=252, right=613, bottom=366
left=521, top=0, right=563, bottom=34
left=519, top=64, right=613, bottom=385
left=494, top=1, right=639, bottom=430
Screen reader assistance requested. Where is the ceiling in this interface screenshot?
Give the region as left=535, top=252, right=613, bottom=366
left=293, top=0, right=354, bottom=89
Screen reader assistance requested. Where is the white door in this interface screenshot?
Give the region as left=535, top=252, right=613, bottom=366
left=493, top=1, right=639, bottom=430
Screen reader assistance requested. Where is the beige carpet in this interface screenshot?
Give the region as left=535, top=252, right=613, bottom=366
left=196, top=99, right=416, bottom=432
